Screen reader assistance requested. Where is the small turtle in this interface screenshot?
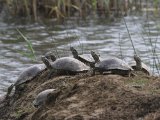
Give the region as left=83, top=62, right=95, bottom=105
left=6, top=64, right=47, bottom=97
left=16, top=54, right=56, bottom=87
left=15, top=64, right=46, bottom=87
left=41, top=56, right=90, bottom=78
left=7, top=54, right=56, bottom=96
left=129, top=54, right=152, bottom=76
left=70, top=47, right=102, bottom=67
left=33, top=89, right=57, bottom=108
left=15, top=54, right=56, bottom=88
left=91, top=51, right=133, bottom=76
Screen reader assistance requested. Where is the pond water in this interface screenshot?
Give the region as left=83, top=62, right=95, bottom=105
left=0, top=12, right=160, bottom=96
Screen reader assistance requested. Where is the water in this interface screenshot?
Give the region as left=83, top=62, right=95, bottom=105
left=1, top=12, right=160, bottom=96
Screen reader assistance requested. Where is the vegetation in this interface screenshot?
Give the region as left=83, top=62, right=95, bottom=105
left=1, top=0, right=159, bottom=21
left=16, top=29, right=36, bottom=61
left=2, top=0, right=159, bottom=22
left=2, top=0, right=132, bottom=21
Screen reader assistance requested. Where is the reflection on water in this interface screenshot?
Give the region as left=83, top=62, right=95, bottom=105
left=1, top=12, right=160, bottom=96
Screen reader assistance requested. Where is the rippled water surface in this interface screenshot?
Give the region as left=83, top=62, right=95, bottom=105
left=1, top=12, right=160, bottom=96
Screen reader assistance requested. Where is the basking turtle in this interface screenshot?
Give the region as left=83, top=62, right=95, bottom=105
left=16, top=55, right=55, bottom=87
left=6, top=64, right=47, bottom=97
left=15, top=64, right=46, bottom=87
left=41, top=56, right=90, bottom=78
left=7, top=54, right=56, bottom=97
left=70, top=47, right=100, bottom=67
left=16, top=54, right=56, bottom=86
left=129, top=54, right=152, bottom=76
left=15, top=54, right=56, bottom=88
left=91, top=51, right=133, bottom=76
left=33, top=89, right=59, bottom=108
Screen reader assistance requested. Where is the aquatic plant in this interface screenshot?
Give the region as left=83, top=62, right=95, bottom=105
left=16, top=29, right=36, bottom=61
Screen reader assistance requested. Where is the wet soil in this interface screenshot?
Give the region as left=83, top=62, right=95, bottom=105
left=0, top=70, right=160, bottom=120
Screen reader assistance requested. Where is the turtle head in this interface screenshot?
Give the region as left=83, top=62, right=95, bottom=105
left=134, top=54, right=142, bottom=70
left=41, top=56, right=53, bottom=70
left=91, top=51, right=100, bottom=63
left=49, top=54, right=56, bottom=62
left=70, top=47, right=78, bottom=58
left=45, top=54, right=56, bottom=62
left=33, top=99, right=40, bottom=108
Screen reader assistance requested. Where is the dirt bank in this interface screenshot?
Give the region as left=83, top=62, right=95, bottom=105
left=0, top=70, right=160, bottom=120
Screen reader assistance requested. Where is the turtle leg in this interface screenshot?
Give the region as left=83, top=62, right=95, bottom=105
left=90, top=68, right=94, bottom=76
left=47, top=69, right=58, bottom=79
left=129, top=71, right=137, bottom=77
left=88, top=68, right=94, bottom=76
left=90, top=68, right=96, bottom=76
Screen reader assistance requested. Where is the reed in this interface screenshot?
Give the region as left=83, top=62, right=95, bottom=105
left=144, top=10, right=160, bottom=74
left=3, top=0, right=135, bottom=21
left=123, top=17, right=137, bottom=54
left=125, top=8, right=160, bottom=75
left=16, top=29, right=36, bottom=61
left=118, top=33, right=123, bottom=60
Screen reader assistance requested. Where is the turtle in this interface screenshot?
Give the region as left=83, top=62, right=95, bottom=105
left=15, top=54, right=56, bottom=88
left=41, top=56, right=90, bottom=78
left=6, top=64, right=47, bottom=97
left=33, top=89, right=58, bottom=108
left=91, top=51, right=133, bottom=76
left=129, top=54, right=152, bottom=76
left=70, top=47, right=100, bottom=67
left=7, top=54, right=57, bottom=96
left=15, top=64, right=46, bottom=87
left=16, top=54, right=56, bottom=86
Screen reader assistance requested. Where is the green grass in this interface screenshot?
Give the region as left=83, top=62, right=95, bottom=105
left=16, top=29, right=36, bottom=61
left=125, top=78, right=150, bottom=86
left=10, top=109, right=24, bottom=119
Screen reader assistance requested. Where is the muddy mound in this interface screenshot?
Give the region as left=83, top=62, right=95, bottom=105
left=0, top=70, right=160, bottom=120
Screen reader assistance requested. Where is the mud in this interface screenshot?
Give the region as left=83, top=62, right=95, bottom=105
left=0, top=70, right=160, bottom=120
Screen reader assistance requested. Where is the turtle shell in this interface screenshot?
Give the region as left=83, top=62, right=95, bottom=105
left=129, top=61, right=151, bottom=75
left=95, top=57, right=133, bottom=71
left=15, top=64, right=46, bottom=86
left=51, top=57, right=90, bottom=72
left=33, top=89, right=55, bottom=108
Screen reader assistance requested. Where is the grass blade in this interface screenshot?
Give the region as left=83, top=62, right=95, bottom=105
left=16, top=28, right=36, bottom=60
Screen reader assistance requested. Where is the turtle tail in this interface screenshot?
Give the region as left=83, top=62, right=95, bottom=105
left=6, top=84, right=15, bottom=99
